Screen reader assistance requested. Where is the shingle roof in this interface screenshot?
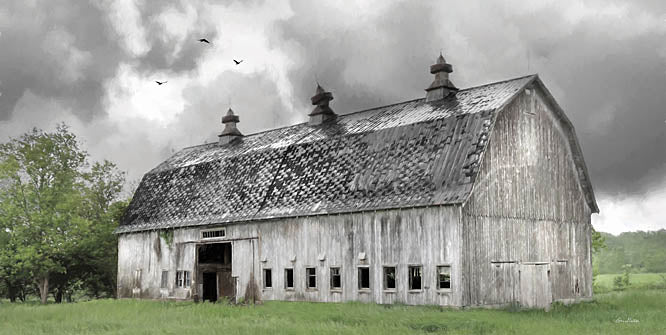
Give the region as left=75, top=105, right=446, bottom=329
left=117, top=75, right=537, bottom=233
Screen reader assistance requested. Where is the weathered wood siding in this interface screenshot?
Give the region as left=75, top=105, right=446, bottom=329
left=118, top=205, right=463, bottom=306
left=117, top=228, right=198, bottom=299
left=461, top=87, right=593, bottom=307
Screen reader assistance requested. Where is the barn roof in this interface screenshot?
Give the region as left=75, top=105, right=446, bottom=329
left=116, top=74, right=597, bottom=234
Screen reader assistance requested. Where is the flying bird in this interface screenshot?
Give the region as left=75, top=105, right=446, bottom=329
left=233, top=59, right=243, bottom=65
left=198, top=38, right=210, bottom=44
left=155, top=81, right=168, bottom=85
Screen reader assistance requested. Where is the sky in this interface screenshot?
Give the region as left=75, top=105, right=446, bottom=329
left=0, top=0, right=664, bottom=235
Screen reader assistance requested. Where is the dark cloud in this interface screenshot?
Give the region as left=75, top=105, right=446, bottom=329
left=273, top=1, right=440, bottom=115
left=493, top=1, right=666, bottom=195
left=176, top=70, right=291, bottom=143
left=0, top=0, right=216, bottom=122
left=135, top=1, right=218, bottom=74
left=0, top=1, right=122, bottom=121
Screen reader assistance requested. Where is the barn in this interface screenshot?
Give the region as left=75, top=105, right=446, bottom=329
left=115, top=54, right=598, bottom=308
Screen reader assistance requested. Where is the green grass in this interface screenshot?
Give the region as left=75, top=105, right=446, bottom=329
left=595, top=273, right=666, bottom=292
left=1, top=290, right=665, bottom=334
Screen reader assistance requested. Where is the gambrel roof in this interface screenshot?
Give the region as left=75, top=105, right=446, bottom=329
left=116, top=75, right=598, bottom=234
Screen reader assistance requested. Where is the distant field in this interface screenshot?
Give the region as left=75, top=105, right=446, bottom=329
left=1, top=290, right=665, bottom=334
left=595, top=273, right=666, bottom=292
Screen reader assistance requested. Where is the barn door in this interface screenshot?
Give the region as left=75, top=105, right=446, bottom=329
left=219, top=269, right=235, bottom=301
left=519, top=263, right=552, bottom=309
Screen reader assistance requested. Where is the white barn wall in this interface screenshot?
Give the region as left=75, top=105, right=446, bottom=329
left=117, top=205, right=462, bottom=306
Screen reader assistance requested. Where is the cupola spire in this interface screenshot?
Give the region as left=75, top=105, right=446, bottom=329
left=218, top=107, right=243, bottom=145
left=425, top=52, right=458, bottom=102
left=308, top=83, right=336, bottom=126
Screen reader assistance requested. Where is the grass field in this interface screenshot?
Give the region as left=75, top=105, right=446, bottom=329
left=595, top=273, right=666, bottom=292
left=1, top=290, right=665, bottom=335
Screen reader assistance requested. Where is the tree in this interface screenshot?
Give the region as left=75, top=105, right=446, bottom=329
left=591, top=227, right=607, bottom=288
left=613, top=264, right=632, bottom=290
left=0, top=124, right=126, bottom=303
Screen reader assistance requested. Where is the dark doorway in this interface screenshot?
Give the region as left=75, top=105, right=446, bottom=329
left=202, top=272, right=217, bottom=302
left=199, top=243, right=231, bottom=264
left=197, top=243, right=234, bottom=302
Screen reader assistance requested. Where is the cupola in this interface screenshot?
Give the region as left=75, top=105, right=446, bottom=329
left=425, top=52, right=458, bottom=102
left=218, top=108, right=243, bottom=145
left=308, top=84, right=336, bottom=126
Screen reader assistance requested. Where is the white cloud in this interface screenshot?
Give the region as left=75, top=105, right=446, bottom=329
left=593, top=181, right=666, bottom=235
left=105, top=62, right=187, bottom=126
left=97, top=0, right=151, bottom=57
left=153, top=2, right=198, bottom=63
left=102, top=0, right=302, bottom=130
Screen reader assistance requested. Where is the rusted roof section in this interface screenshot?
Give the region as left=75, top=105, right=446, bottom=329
left=117, top=75, right=535, bottom=233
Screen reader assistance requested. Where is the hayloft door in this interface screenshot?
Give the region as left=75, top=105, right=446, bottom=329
left=518, top=263, right=552, bottom=309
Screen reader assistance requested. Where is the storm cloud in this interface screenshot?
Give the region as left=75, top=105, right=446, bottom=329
left=0, top=0, right=664, bottom=234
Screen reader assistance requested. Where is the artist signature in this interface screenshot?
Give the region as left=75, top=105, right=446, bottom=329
left=614, top=318, right=639, bottom=323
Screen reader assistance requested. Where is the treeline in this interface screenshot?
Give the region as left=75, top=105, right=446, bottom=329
left=594, top=230, right=666, bottom=274
left=0, top=125, right=128, bottom=303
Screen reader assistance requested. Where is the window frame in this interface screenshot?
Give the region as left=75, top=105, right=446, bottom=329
left=329, top=267, right=342, bottom=291
left=305, top=267, right=317, bottom=290
left=160, top=270, right=169, bottom=289
left=357, top=266, right=371, bottom=291
left=175, top=270, right=191, bottom=288
left=383, top=265, right=397, bottom=291
left=284, top=268, right=294, bottom=290
left=200, top=228, right=226, bottom=240
left=184, top=270, right=191, bottom=288
left=175, top=270, right=183, bottom=288
left=437, top=265, right=452, bottom=291
left=408, top=265, right=423, bottom=292
left=263, top=268, right=273, bottom=289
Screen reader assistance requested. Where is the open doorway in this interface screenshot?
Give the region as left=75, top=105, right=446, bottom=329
left=202, top=272, right=217, bottom=302
left=198, top=243, right=234, bottom=302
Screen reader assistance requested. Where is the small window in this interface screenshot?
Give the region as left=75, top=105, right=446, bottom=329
left=285, top=268, right=294, bottom=289
left=160, top=270, right=169, bottom=289
left=409, top=266, right=422, bottom=290
left=358, top=267, right=370, bottom=290
left=437, top=266, right=451, bottom=290
left=176, top=270, right=191, bottom=288
left=383, top=266, right=396, bottom=290
left=263, top=268, right=272, bottom=289
left=306, top=268, right=317, bottom=289
left=176, top=271, right=183, bottom=287
left=201, top=228, right=226, bottom=239
left=330, top=267, right=341, bottom=290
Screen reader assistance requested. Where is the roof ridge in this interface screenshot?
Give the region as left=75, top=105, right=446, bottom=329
left=459, top=74, right=537, bottom=92
left=179, top=74, right=536, bottom=152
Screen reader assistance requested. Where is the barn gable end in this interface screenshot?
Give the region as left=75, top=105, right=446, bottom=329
left=461, top=80, right=595, bottom=307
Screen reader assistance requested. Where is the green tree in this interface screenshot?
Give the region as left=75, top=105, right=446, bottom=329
left=591, top=227, right=607, bottom=288
left=0, top=125, right=126, bottom=303
left=591, top=228, right=606, bottom=254
left=613, top=264, right=632, bottom=290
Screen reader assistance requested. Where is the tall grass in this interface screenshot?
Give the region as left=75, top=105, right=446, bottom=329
left=1, top=290, right=664, bottom=334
